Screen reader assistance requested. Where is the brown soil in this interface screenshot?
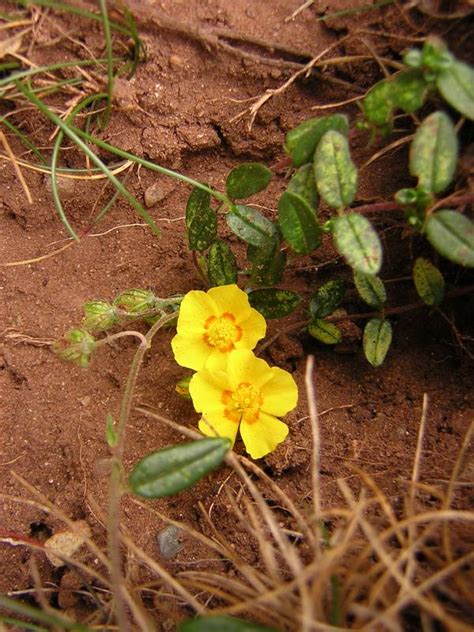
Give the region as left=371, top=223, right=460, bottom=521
left=0, top=1, right=473, bottom=630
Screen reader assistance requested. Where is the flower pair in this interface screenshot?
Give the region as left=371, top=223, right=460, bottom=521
left=171, top=285, right=298, bottom=459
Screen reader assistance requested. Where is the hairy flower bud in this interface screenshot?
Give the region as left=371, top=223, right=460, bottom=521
left=113, top=289, right=158, bottom=314
left=175, top=375, right=192, bottom=399
left=83, top=300, right=118, bottom=332
left=53, top=329, right=96, bottom=368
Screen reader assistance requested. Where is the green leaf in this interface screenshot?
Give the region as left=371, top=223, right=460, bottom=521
left=437, top=59, right=474, bottom=120
left=278, top=191, right=321, bottom=255
left=308, top=319, right=342, bottom=345
left=285, top=114, right=349, bottom=167
left=363, top=318, right=392, bottom=367
left=309, top=280, right=345, bottom=318
left=425, top=210, right=474, bottom=268
left=249, top=240, right=286, bottom=286
left=226, top=163, right=272, bottom=200
left=390, top=69, right=428, bottom=113
left=207, top=240, right=238, bottom=286
left=248, top=288, right=300, bottom=319
left=178, top=615, right=278, bottom=632
left=362, top=79, right=393, bottom=125
left=314, top=130, right=358, bottom=209
left=409, top=111, right=458, bottom=194
left=412, top=257, right=445, bottom=306
left=105, top=413, right=118, bottom=448
left=186, top=187, right=217, bottom=251
left=333, top=213, right=382, bottom=274
left=129, top=438, right=231, bottom=498
left=287, top=163, right=319, bottom=209
left=226, top=205, right=277, bottom=247
left=353, top=271, right=387, bottom=308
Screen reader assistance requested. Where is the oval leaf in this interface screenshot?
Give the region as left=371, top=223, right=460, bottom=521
left=333, top=213, right=382, bottom=274
left=186, top=187, right=217, bottom=251
left=249, top=240, right=286, bottom=287
left=413, top=257, right=445, bottom=306
left=226, top=163, right=272, bottom=200
left=390, top=69, right=428, bottom=113
left=353, top=271, right=387, bottom=308
left=425, top=210, right=474, bottom=268
left=226, top=205, right=277, bottom=247
left=129, top=438, right=231, bottom=498
left=248, top=288, right=300, bottom=319
left=410, top=111, right=458, bottom=194
left=314, top=130, right=358, bottom=209
left=287, top=163, right=319, bottom=210
left=309, top=280, right=345, bottom=319
left=285, top=114, right=349, bottom=167
left=278, top=191, right=321, bottom=255
left=308, top=319, right=342, bottom=345
left=437, top=59, right=474, bottom=120
left=208, top=240, right=238, bottom=286
left=178, top=615, right=278, bottom=632
left=363, top=318, right=392, bottom=367
left=362, top=79, right=393, bottom=126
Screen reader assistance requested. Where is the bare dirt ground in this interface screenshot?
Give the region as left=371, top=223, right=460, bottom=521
left=0, top=1, right=473, bottom=629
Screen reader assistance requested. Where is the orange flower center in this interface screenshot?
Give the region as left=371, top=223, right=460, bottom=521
left=222, top=382, right=262, bottom=425
left=203, top=312, right=242, bottom=352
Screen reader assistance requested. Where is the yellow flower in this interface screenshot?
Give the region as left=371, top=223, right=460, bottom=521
left=171, top=285, right=266, bottom=371
left=189, top=349, right=298, bottom=459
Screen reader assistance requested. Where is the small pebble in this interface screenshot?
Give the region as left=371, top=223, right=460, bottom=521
left=157, top=524, right=184, bottom=560
left=144, top=182, right=168, bottom=207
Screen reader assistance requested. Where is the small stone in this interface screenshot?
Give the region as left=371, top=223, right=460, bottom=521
left=58, top=570, right=82, bottom=609
left=157, top=524, right=184, bottom=560
left=44, top=520, right=91, bottom=568
left=44, top=175, right=76, bottom=200
left=169, top=55, right=186, bottom=70
left=144, top=182, right=170, bottom=207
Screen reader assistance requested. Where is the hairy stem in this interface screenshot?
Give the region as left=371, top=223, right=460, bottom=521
left=107, top=311, right=178, bottom=630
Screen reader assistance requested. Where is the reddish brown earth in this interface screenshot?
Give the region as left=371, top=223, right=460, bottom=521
left=0, top=1, right=473, bottom=629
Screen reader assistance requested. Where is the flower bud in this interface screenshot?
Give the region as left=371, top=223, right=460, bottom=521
left=83, top=300, right=118, bottom=331
left=113, top=289, right=157, bottom=314
left=175, top=375, right=192, bottom=399
left=53, top=329, right=96, bottom=367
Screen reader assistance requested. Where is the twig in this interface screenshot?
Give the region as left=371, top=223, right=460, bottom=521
left=0, top=130, right=33, bottom=203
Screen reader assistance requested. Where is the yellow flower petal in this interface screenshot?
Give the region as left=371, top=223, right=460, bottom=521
left=261, top=367, right=298, bottom=417
left=235, top=308, right=266, bottom=351
left=240, top=412, right=289, bottom=459
left=171, top=333, right=211, bottom=371
left=198, top=415, right=239, bottom=445
left=175, top=290, right=215, bottom=336
left=189, top=368, right=228, bottom=415
left=208, top=285, right=252, bottom=320
left=226, top=349, right=275, bottom=391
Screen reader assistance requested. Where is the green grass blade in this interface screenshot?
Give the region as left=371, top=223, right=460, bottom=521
left=16, top=83, right=160, bottom=237
left=51, top=92, right=108, bottom=240
left=120, top=5, right=145, bottom=73
left=0, top=595, right=94, bottom=631
left=0, top=57, right=124, bottom=91
left=70, top=125, right=230, bottom=205
left=15, top=0, right=130, bottom=36
left=98, top=0, right=114, bottom=127
left=0, top=615, right=48, bottom=631
left=0, top=117, right=47, bottom=164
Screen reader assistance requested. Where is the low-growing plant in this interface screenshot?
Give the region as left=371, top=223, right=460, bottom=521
left=2, top=3, right=474, bottom=630
left=178, top=37, right=474, bottom=367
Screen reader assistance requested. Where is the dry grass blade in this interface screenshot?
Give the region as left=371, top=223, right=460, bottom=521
left=0, top=130, right=33, bottom=203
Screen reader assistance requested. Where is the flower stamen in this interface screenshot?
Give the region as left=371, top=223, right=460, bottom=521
left=222, top=382, right=263, bottom=425
left=203, top=312, right=242, bottom=352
